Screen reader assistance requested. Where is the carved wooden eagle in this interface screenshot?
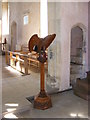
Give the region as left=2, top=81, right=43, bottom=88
left=28, top=34, right=56, bottom=53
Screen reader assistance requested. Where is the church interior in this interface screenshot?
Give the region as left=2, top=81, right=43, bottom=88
left=0, top=1, right=90, bottom=119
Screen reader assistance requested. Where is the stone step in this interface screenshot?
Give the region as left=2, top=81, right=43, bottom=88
left=71, top=56, right=82, bottom=64
left=70, top=74, right=81, bottom=83
left=73, top=89, right=90, bottom=100
left=87, top=71, right=90, bottom=80
left=75, top=79, right=90, bottom=92
left=70, top=64, right=83, bottom=74
left=71, top=73, right=85, bottom=78
left=70, top=73, right=85, bottom=84
left=72, top=71, right=90, bottom=100
left=76, top=48, right=83, bottom=57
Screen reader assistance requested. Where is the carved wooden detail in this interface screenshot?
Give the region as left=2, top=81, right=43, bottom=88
left=28, top=34, right=56, bottom=110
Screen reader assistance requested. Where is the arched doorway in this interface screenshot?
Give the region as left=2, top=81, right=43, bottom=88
left=11, top=21, right=17, bottom=51
left=70, top=25, right=86, bottom=85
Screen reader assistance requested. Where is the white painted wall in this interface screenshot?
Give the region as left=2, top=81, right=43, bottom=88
left=0, top=2, right=1, bottom=20
left=40, top=0, right=48, bottom=37
left=48, top=2, right=88, bottom=91
left=8, top=2, right=40, bottom=49
left=19, top=2, right=40, bottom=45
left=2, top=3, right=9, bottom=48
left=1, top=2, right=88, bottom=92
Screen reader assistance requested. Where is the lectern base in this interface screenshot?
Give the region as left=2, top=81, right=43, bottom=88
left=34, top=90, right=52, bottom=110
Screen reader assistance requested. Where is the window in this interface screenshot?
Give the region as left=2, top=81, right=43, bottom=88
left=23, top=15, right=29, bottom=25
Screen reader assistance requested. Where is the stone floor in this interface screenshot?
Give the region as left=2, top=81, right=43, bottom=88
left=1, top=55, right=89, bottom=119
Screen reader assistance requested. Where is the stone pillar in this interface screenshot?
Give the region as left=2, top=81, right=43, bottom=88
left=47, top=2, right=71, bottom=92
left=46, top=2, right=61, bottom=92
left=40, top=0, right=48, bottom=37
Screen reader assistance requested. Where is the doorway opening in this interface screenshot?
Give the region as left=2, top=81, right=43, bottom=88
left=70, top=26, right=85, bottom=85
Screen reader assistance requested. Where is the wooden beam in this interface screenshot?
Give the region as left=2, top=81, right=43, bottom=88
left=24, top=56, right=28, bottom=75
left=5, top=51, right=9, bottom=65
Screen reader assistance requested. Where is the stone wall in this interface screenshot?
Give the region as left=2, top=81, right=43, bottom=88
left=0, top=2, right=1, bottom=20
left=16, top=2, right=40, bottom=45
left=1, top=2, right=89, bottom=92
left=47, top=2, right=88, bottom=91
left=3, top=2, right=40, bottom=50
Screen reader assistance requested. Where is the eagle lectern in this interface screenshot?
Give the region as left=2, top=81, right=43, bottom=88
left=28, top=34, right=56, bottom=110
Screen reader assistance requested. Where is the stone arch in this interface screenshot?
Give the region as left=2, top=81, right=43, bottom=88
left=11, top=21, right=17, bottom=51
left=71, top=23, right=87, bottom=52
left=70, top=23, right=87, bottom=85
left=71, top=23, right=87, bottom=31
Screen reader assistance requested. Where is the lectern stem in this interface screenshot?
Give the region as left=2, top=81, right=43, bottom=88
left=40, top=63, right=45, bottom=91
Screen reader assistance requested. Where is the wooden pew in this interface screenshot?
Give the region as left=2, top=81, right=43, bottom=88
left=5, top=50, right=29, bottom=75
left=5, top=49, right=48, bottom=75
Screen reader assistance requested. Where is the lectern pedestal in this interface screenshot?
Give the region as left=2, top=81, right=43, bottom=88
left=28, top=33, right=56, bottom=110
left=34, top=63, right=52, bottom=110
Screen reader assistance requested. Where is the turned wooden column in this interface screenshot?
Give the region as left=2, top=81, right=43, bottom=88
left=40, top=63, right=45, bottom=91
left=33, top=53, right=52, bottom=110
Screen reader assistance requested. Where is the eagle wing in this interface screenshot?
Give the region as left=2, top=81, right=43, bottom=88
left=28, top=34, right=56, bottom=53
